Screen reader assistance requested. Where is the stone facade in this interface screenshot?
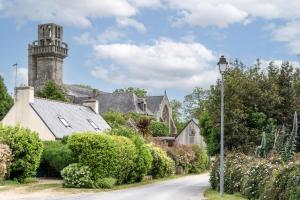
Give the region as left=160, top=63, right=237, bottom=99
left=28, top=23, right=68, bottom=88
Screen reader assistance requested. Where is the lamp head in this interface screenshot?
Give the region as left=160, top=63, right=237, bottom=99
left=218, top=55, right=228, bottom=75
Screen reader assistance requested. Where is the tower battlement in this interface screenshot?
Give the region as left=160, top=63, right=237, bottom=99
left=28, top=23, right=68, bottom=88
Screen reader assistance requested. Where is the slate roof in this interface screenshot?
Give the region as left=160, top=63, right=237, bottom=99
left=30, top=98, right=111, bottom=139
left=146, top=96, right=164, bottom=114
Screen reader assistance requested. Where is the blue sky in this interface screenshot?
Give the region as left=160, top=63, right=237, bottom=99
left=0, top=0, right=300, bottom=101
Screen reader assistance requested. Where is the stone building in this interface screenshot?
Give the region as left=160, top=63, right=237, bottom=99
left=28, top=23, right=68, bottom=88
left=26, top=23, right=177, bottom=134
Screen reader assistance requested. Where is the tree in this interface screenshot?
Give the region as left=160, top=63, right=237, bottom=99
left=170, top=99, right=185, bottom=131
left=0, top=76, right=13, bottom=120
left=114, top=87, right=147, bottom=98
left=36, top=81, right=68, bottom=102
left=183, top=87, right=208, bottom=120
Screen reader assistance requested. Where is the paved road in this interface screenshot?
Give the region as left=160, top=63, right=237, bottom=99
left=30, top=173, right=209, bottom=200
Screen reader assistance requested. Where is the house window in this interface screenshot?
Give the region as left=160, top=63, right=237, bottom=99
left=58, top=117, right=71, bottom=128
left=189, top=130, right=196, bottom=136
left=88, top=119, right=100, bottom=130
left=189, top=130, right=195, bottom=144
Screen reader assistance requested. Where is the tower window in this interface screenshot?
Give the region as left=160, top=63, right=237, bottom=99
left=88, top=119, right=100, bottom=130
left=58, top=117, right=71, bottom=128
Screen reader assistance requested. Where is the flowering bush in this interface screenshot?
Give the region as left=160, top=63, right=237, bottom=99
left=0, top=143, right=12, bottom=180
left=167, top=144, right=195, bottom=173
left=150, top=146, right=175, bottom=178
left=61, top=163, right=93, bottom=188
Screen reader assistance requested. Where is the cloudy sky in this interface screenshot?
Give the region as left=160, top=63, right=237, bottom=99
left=0, top=0, right=300, bottom=100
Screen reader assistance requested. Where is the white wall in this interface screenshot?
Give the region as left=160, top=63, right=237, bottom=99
left=176, top=121, right=206, bottom=148
left=2, top=87, right=56, bottom=141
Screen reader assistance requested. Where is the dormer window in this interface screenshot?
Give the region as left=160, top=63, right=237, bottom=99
left=58, top=117, right=71, bottom=128
left=88, top=119, right=100, bottom=130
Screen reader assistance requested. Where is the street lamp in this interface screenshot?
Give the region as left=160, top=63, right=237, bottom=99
left=217, top=55, right=228, bottom=196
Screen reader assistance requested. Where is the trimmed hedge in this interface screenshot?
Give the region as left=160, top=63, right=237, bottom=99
left=42, top=141, right=75, bottom=173
left=109, top=127, right=153, bottom=182
left=150, top=146, right=175, bottom=178
left=150, top=121, right=170, bottom=137
left=67, top=133, right=137, bottom=184
left=0, top=125, right=43, bottom=182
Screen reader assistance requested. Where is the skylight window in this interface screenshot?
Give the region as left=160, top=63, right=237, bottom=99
left=58, top=117, right=71, bottom=128
left=88, top=119, right=100, bottom=130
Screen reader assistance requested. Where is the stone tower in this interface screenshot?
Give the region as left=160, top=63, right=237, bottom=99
left=28, top=23, right=68, bottom=88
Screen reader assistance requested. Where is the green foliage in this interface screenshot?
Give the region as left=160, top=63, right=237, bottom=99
left=94, top=177, right=117, bottom=189
left=150, top=146, right=175, bottom=178
left=36, top=81, right=68, bottom=102
left=113, top=87, right=147, bottom=98
left=191, top=61, right=300, bottom=155
left=167, top=144, right=195, bottom=173
left=67, top=132, right=137, bottom=184
left=0, top=76, right=13, bottom=120
left=170, top=99, right=185, bottom=131
left=190, top=145, right=209, bottom=173
left=150, top=121, right=170, bottom=137
left=102, top=111, right=127, bottom=128
left=109, top=127, right=153, bottom=182
left=42, top=141, right=75, bottom=173
left=255, top=132, right=267, bottom=158
left=268, top=162, right=300, bottom=200
left=0, top=125, right=43, bottom=182
left=61, top=163, right=93, bottom=188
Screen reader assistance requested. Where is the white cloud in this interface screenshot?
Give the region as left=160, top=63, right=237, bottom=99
left=91, top=39, right=217, bottom=90
left=0, top=0, right=143, bottom=28
left=15, top=67, right=28, bottom=86
left=73, top=28, right=125, bottom=45
left=272, top=20, right=300, bottom=54
left=167, top=0, right=300, bottom=27
left=117, top=18, right=146, bottom=33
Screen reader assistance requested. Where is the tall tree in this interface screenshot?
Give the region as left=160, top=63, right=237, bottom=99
left=170, top=99, right=185, bottom=131
left=0, top=76, right=13, bottom=120
left=183, top=87, right=208, bottom=120
left=36, top=81, right=68, bottom=102
left=113, top=87, right=147, bottom=98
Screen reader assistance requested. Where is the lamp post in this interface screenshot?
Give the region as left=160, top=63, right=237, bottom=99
left=217, top=55, right=228, bottom=196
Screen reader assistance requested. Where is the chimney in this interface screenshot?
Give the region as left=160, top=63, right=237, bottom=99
left=15, top=86, right=34, bottom=104
left=82, top=99, right=99, bottom=114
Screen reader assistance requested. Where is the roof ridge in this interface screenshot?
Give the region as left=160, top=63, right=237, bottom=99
left=34, top=97, right=84, bottom=107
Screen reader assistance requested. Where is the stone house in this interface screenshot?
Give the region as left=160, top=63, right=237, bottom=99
left=176, top=119, right=206, bottom=147
left=1, top=86, right=110, bottom=140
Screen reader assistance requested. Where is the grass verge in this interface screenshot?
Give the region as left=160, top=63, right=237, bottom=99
left=204, top=189, right=246, bottom=200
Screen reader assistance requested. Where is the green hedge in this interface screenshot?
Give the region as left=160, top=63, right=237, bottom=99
left=61, top=163, right=93, bottom=188
left=109, top=127, right=153, bottom=182
left=42, top=141, right=75, bottom=173
left=0, top=125, right=43, bottom=182
left=67, top=132, right=137, bottom=184
left=190, top=145, right=210, bottom=173
left=150, top=146, right=175, bottom=178
left=150, top=121, right=170, bottom=137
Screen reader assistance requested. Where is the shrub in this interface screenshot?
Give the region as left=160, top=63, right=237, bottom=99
left=210, top=152, right=254, bottom=193
left=150, top=121, right=170, bottom=137
left=102, top=111, right=126, bottom=128
left=267, top=162, right=300, bottom=200
left=190, top=145, right=209, bottom=173
left=68, top=133, right=137, bottom=184
left=110, top=127, right=153, bottom=182
left=0, top=125, right=43, bottom=182
left=61, top=163, right=93, bottom=188
left=150, top=146, right=175, bottom=178
left=94, top=177, right=117, bottom=189
left=167, top=144, right=195, bottom=173
left=242, top=160, right=276, bottom=199
left=0, top=143, right=12, bottom=180
left=42, top=141, right=75, bottom=173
